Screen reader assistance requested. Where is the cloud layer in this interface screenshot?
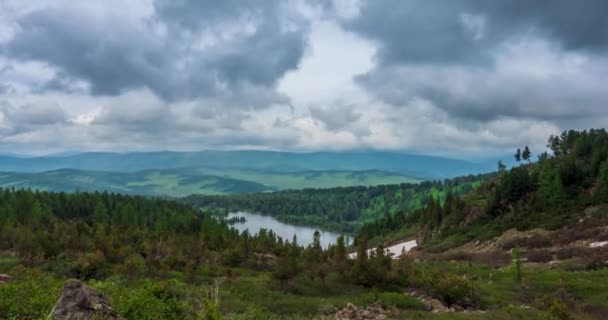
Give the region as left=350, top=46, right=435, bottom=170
left=0, top=0, right=606, bottom=157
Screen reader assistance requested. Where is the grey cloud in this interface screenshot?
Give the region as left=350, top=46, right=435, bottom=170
left=309, top=105, right=361, bottom=130
left=341, top=0, right=608, bottom=126
left=2, top=1, right=308, bottom=104
left=1, top=102, right=66, bottom=131
left=357, top=61, right=608, bottom=123
left=0, top=84, right=12, bottom=94
left=345, top=0, right=608, bottom=66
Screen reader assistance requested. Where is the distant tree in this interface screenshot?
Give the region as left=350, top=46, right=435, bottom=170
left=547, top=135, right=562, bottom=157
left=332, top=235, right=348, bottom=273
left=514, top=148, right=522, bottom=163
left=94, top=202, right=109, bottom=224
left=274, top=253, right=298, bottom=291
left=522, top=146, right=531, bottom=163
left=497, top=160, right=506, bottom=172
left=351, top=235, right=370, bottom=286
left=596, top=160, right=608, bottom=203
left=537, top=151, right=549, bottom=162
left=538, top=161, right=566, bottom=207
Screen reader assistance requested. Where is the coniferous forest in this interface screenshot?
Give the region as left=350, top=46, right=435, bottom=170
left=0, top=129, right=607, bottom=319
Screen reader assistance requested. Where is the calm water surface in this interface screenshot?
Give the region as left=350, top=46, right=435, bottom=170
left=226, top=211, right=351, bottom=248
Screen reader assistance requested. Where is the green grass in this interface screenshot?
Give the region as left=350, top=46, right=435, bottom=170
left=192, top=167, right=419, bottom=190
left=0, top=256, right=19, bottom=273
left=2, top=259, right=607, bottom=319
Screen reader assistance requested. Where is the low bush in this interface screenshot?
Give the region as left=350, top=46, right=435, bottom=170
left=525, top=234, right=552, bottom=249
left=555, top=246, right=591, bottom=260
left=526, top=250, right=553, bottom=263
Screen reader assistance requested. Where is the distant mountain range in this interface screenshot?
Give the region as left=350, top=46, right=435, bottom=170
left=0, top=151, right=494, bottom=196
left=0, top=150, right=491, bottom=177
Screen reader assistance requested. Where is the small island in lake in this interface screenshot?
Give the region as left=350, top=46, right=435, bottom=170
left=225, top=216, right=247, bottom=224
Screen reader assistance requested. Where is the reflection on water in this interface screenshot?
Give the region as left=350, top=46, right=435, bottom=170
left=226, top=211, right=350, bottom=248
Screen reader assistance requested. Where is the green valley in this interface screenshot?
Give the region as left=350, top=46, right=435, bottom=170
left=0, top=168, right=414, bottom=197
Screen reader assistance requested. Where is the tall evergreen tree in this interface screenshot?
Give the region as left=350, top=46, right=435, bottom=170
left=522, top=146, right=531, bottom=163
left=497, top=160, right=506, bottom=172
left=514, top=148, right=522, bottom=163
left=538, top=161, right=566, bottom=207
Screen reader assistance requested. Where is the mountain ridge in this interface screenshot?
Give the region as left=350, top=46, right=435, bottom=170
left=0, top=150, right=491, bottom=179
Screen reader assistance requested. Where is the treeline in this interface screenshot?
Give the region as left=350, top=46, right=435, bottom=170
left=184, top=174, right=489, bottom=234
left=353, top=175, right=491, bottom=242
left=0, top=189, right=292, bottom=279
left=417, top=129, right=608, bottom=243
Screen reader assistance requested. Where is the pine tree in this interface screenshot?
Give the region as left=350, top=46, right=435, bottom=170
left=333, top=235, right=347, bottom=272
left=538, top=161, right=565, bottom=207
left=596, top=160, right=608, bottom=203
left=514, top=148, right=522, bottom=163
left=522, top=146, right=531, bottom=163
left=497, top=160, right=506, bottom=172
left=352, top=235, right=370, bottom=286
left=94, top=202, right=109, bottom=224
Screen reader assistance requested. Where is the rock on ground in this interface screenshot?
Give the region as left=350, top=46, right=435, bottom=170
left=50, top=279, right=124, bottom=320
left=0, top=273, right=11, bottom=283
left=335, top=302, right=391, bottom=320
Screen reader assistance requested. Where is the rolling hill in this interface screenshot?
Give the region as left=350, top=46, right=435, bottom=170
left=0, top=167, right=413, bottom=197
left=0, top=150, right=490, bottom=179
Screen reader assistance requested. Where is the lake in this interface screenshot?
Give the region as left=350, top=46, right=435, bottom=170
left=226, top=211, right=351, bottom=248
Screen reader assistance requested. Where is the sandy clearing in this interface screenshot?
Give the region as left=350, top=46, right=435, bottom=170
left=349, top=239, right=418, bottom=259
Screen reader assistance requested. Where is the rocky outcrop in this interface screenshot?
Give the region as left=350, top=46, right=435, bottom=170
left=0, top=273, right=11, bottom=283
left=49, top=280, right=124, bottom=320
left=335, top=303, right=392, bottom=320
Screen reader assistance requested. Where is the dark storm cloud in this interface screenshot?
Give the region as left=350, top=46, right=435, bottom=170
left=2, top=1, right=307, bottom=104
left=346, top=0, right=608, bottom=66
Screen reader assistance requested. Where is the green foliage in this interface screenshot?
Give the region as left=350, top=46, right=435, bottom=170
left=512, top=248, right=522, bottom=284
left=596, top=160, right=608, bottom=202
left=226, top=306, right=284, bottom=320
left=186, top=174, right=489, bottom=234
left=420, top=129, right=608, bottom=249
left=538, top=160, right=566, bottom=208
left=0, top=274, right=62, bottom=320
left=542, top=299, right=573, bottom=320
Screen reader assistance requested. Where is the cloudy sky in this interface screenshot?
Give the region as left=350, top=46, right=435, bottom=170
left=1, top=0, right=607, bottom=158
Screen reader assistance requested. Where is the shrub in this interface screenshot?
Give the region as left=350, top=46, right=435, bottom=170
left=555, top=246, right=591, bottom=260
left=433, top=274, right=471, bottom=307
left=472, top=251, right=511, bottom=267
left=499, top=237, right=527, bottom=250
left=225, top=306, right=283, bottom=320
left=0, top=275, right=62, bottom=320
left=526, top=250, right=553, bottom=263
left=525, top=234, right=552, bottom=249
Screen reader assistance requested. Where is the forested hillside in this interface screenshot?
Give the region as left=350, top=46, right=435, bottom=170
left=185, top=174, right=489, bottom=233
left=412, top=129, right=608, bottom=248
